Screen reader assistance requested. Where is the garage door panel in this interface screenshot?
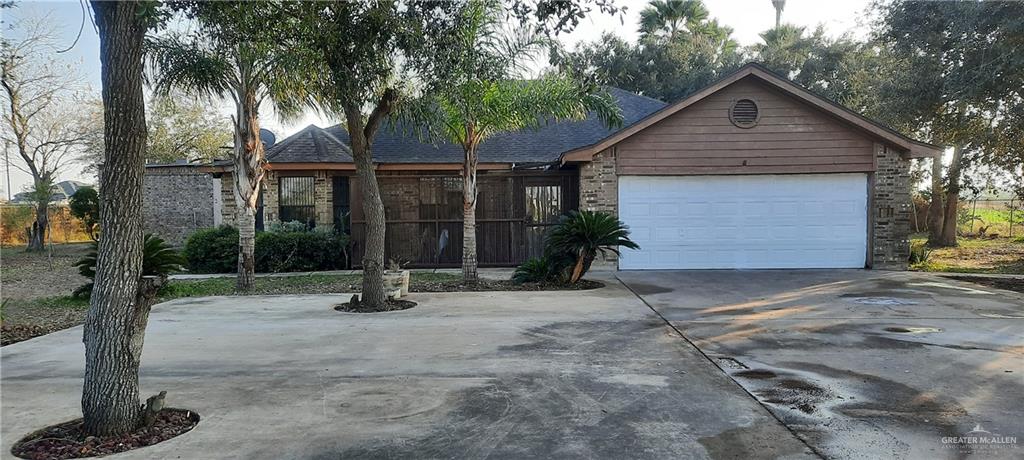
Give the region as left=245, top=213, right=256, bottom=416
left=618, top=174, right=867, bottom=269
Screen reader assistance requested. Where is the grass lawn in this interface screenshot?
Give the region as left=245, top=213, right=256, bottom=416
left=910, top=235, right=1024, bottom=274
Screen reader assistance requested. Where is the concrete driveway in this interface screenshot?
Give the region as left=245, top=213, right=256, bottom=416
left=617, top=270, right=1024, bottom=460
left=1, top=277, right=815, bottom=459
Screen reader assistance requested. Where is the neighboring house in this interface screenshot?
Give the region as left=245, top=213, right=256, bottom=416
left=10, top=180, right=92, bottom=205
left=161, top=62, right=940, bottom=269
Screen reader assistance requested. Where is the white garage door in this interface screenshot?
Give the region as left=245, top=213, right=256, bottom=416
left=618, top=174, right=867, bottom=269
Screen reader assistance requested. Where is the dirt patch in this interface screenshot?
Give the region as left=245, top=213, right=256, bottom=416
left=1, top=305, right=87, bottom=346
left=1, top=244, right=91, bottom=300
left=11, top=408, right=199, bottom=459
left=734, top=369, right=777, bottom=380
left=913, top=237, right=1024, bottom=274
left=334, top=299, right=417, bottom=313
left=944, top=275, right=1024, bottom=294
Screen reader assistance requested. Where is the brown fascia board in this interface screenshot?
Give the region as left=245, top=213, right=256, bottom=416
left=264, top=162, right=513, bottom=171
left=561, top=63, right=944, bottom=163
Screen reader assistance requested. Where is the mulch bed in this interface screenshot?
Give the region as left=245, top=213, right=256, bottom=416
left=11, top=409, right=199, bottom=460
left=408, top=279, right=604, bottom=292
left=945, top=276, right=1024, bottom=294
left=334, top=299, right=417, bottom=313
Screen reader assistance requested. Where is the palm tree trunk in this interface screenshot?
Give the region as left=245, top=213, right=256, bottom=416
left=232, top=87, right=264, bottom=291
left=926, top=155, right=944, bottom=245
left=82, top=0, right=151, bottom=436
left=938, top=145, right=964, bottom=247
left=461, top=142, right=478, bottom=282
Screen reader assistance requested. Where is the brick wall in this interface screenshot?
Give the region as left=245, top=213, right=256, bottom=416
left=226, top=170, right=336, bottom=230
left=578, top=147, right=620, bottom=268
left=143, top=166, right=217, bottom=246
left=871, top=143, right=912, bottom=269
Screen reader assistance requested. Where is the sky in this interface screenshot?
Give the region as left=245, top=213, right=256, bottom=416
left=0, top=0, right=874, bottom=197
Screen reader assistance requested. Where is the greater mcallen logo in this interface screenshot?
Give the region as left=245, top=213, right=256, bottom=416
left=942, top=424, right=1018, bottom=451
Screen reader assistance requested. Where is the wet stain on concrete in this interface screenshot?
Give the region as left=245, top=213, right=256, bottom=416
left=623, top=282, right=674, bottom=295
left=884, top=326, right=942, bottom=334
left=755, top=378, right=833, bottom=414
left=734, top=369, right=777, bottom=380
left=780, top=362, right=969, bottom=440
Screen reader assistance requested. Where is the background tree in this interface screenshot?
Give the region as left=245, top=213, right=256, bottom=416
left=79, top=93, right=232, bottom=173
left=1, top=17, right=89, bottom=250
left=69, top=185, right=99, bottom=240
left=407, top=0, right=623, bottom=281
left=82, top=0, right=160, bottom=436
left=148, top=2, right=315, bottom=290
left=873, top=0, right=1024, bottom=246
left=554, top=0, right=739, bottom=102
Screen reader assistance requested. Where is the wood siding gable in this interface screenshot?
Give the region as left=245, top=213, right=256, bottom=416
left=616, top=78, right=876, bottom=175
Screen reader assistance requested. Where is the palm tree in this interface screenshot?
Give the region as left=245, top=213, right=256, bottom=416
left=639, top=0, right=710, bottom=39
left=754, top=24, right=813, bottom=77
left=772, top=0, right=786, bottom=28
left=147, top=3, right=315, bottom=290
left=407, top=0, right=623, bottom=281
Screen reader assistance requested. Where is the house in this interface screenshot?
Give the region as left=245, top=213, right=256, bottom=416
left=10, top=180, right=93, bottom=205
left=167, top=63, right=941, bottom=270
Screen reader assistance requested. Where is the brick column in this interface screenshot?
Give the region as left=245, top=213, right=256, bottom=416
left=578, top=147, right=620, bottom=268
left=313, top=171, right=333, bottom=230
left=262, top=171, right=279, bottom=225
left=872, top=143, right=912, bottom=269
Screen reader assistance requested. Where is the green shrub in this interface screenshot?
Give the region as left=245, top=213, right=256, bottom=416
left=267, top=220, right=310, bottom=233
left=182, top=225, right=239, bottom=273
left=254, top=230, right=348, bottom=273
left=512, top=257, right=559, bottom=284
left=908, top=240, right=931, bottom=265
left=73, top=234, right=186, bottom=298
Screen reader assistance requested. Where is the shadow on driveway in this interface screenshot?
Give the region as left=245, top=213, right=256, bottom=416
left=618, top=269, right=1024, bottom=460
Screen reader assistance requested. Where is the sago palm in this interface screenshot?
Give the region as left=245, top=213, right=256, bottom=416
left=404, top=0, right=623, bottom=281
left=146, top=3, right=317, bottom=291
left=546, top=210, right=639, bottom=283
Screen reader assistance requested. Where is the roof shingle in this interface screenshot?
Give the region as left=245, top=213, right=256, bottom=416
left=267, top=87, right=666, bottom=164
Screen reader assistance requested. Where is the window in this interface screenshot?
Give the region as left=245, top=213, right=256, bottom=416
left=279, top=176, right=316, bottom=227
left=729, top=99, right=760, bottom=128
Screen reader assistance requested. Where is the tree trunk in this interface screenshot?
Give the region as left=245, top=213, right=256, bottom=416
left=926, top=155, right=945, bottom=245
left=232, top=86, right=264, bottom=291
left=345, top=107, right=386, bottom=308
left=461, top=141, right=478, bottom=282
left=27, top=196, right=48, bottom=251
left=938, top=145, right=964, bottom=247
left=82, top=0, right=150, bottom=437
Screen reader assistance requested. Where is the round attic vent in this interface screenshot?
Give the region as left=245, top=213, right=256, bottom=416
left=729, top=99, right=760, bottom=128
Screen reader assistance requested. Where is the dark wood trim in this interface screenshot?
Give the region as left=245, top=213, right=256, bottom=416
left=265, top=162, right=512, bottom=171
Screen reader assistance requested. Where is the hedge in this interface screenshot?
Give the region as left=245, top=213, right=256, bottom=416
left=182, top=224, right=349, bottom=274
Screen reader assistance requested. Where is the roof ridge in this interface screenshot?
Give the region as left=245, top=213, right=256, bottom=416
left=266, top=124, right=322, bottom=160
